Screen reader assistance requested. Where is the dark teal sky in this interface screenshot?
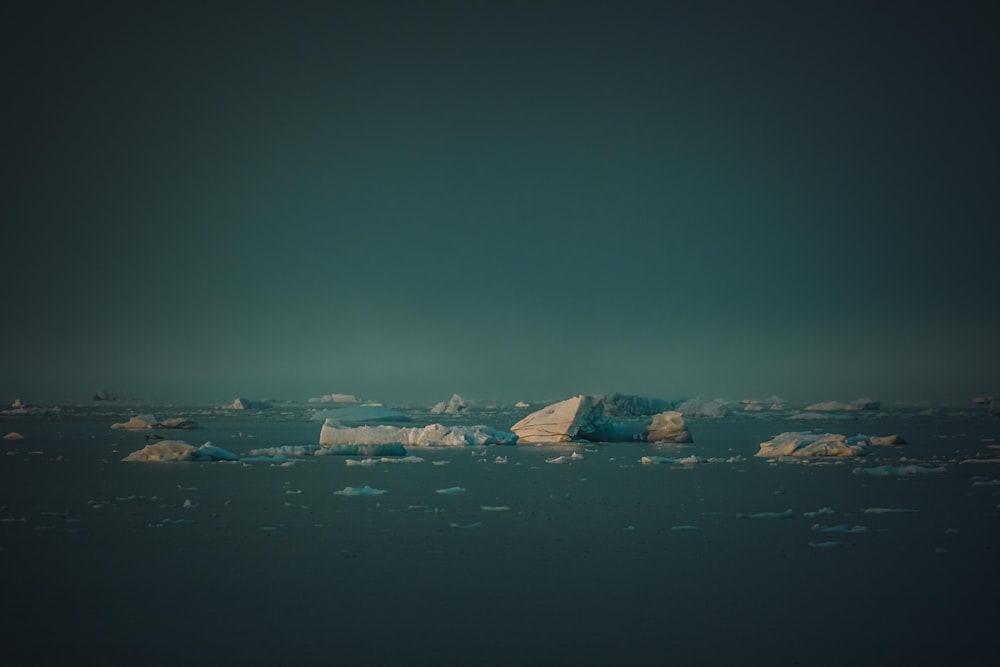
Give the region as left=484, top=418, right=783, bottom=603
left=3, top=1, right=998, bottom=405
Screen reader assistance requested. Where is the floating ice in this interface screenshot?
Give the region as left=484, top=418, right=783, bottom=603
left=805, top=398, right=880, bottom=411
left=514, top=401, right=531, bottom=408
left=334, top=486, right=387, bottom=496
left=245, top=445, right=322, bottom=458
left=240, top=455, right=288, bottom=463
left=431, top=393, right=468, bottom=415
left=436, top=486, right=466, bottom=495
left=481, top=506, right=510, bottom=511
left=862, top=507, right=919, bottom=514
left=756, top=432, right=871, bottom=458
left=803, top=507, right=836, bottom=518
left=640, top=455, right=705, bottom=465
left=737, top=509, right=794, bottom=519
left=316, top=443, right=408, bottom=457
left=122, top=440, right=238, bottom=462
left=308, top=393, right=359, bottom=404
left=511, top=395, right=691, bottom=444
left=811, top=523, right=868, bottom=533
left=345, top=456, right=424, bottom=466
left=972, top=479, right=1000, bottom=487
left=546, top=452, right=584, bottom=464
left=671, top=525, right=701, bottom=531
left=3, top=432, right=24, bottom=441
left=853, top=464, right=946, bottom=476
left=225, top=398, right=271, bottom=410
left=450, top=521, right=481, bottom=529
left=809, top=541, right=850, bottom=548
left=320, top=421, right=515, bottom=447
left=870, top=435, right=906, bottom=445
left=676, top=396, right=730, bottom=417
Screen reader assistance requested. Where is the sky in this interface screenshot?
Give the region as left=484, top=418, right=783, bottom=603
left=2, top=0, right=999, bottom=406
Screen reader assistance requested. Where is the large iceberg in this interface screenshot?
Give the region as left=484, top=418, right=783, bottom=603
left=510, top=395, right=691, bottom=444
left=756, top=432, right=871, bottom=458
left=319, top=420, right=516, bottom=447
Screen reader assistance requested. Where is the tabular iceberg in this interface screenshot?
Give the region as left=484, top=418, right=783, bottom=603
left=319, top=420, right=516, bottom=447
left=756, top=432, right=871, bottom=458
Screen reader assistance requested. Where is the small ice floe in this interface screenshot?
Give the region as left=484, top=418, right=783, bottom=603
left=811, top=523, right=868, bottom=533
left=494, top=456, right=508, bottom=464
left=959, top=458, right=1000, bottom=464
left=3, top=432, right=24, bottom=441
left=972, top=479, right=1000, bottom=487
left=870, top=435, right=906, bottom=446
left=737, top=509, right=794, bottom=519
left=852, top=464, right=946, bottom=476
left=345, top=456, right=424, bottom=466
left=862, top=507, right=919, bottom=514
left=809, top=541, right=851, bottom=548
left=804, top=507, right=836, bottom=518
left=245, top=445, right=321, bottom=458
left=334, top=486, right=387, bottom=496
left=757, top=432, right=870, bottom=458
left=546, top=452, right=584, bottom=464
left=178, top=485, right=198, bottom=491
left=182, top=499, right=197, bottom=509
left=436, top=486, right=466, bottom=495
left=0, top=516, right=27, bottom=523
left=431, top=460, right=451, bottom=466
left=285, top=489, right=303, bottom=495
left=122, top=441, right=238, bottom=462
left=161, top=518, right=196, bottom=525
left=671, top=525, right=701, bottom=531
left=481, top=506, right=510, bottom=511
left=450, top=521, right=481, bottom=529
left=259, top=526, right=278, bottom=531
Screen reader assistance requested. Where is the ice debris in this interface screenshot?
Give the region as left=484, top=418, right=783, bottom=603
left=811, top=523, right=868, bottom=533
left=316, top=443, right=408, bottom=457
left=225, top=398, right=271, bottom=410
left=804, top=398, right=880, bottom=411
left=546, top=452, right=584, bottom=464
left=852, top=464, right=946, bottom=476
left=334, top=486, right=387, bottom=496
left=3, top=432, right=24, bottom=441
left=308, top=393, right=359, bottom=404
left=737, top=509, right=794, bottom=519
left=345, top=456, right=424, bottom=466
left=435, top=486, right=466, bottom=495
left=756, top=432, right=871, bottom=458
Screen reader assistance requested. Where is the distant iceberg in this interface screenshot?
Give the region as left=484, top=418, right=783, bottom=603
left=510, top=395, right=691, bottom=444
left=756, top=432, right=871, bottom=458
left=225, top=398, right=271, bottom=410
left=676, top=397, right=730, bottom=417
left=111, top=415, right=196, bottom=430
left=804, top=398, right=880, bottom=411
left=430, top=393, right=468, bottom=415
left=319, top=420, right=516, bottom=447
left=122, top=440, right=238, bottom=462
left=308, top=393, right=359, bottom=404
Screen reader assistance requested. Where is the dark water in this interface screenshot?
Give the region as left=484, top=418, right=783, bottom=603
left=2, top=404, right=998, bottom=665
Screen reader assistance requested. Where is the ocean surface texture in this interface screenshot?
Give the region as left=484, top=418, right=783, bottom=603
left=2, top=400, right=999, bottom=665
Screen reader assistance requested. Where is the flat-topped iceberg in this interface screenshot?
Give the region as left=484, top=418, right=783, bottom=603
left=122, top=440, right=238, bottom=462
left=510, top=395, right=691, bottom=444
left=756, top=432, right=873, bottom=458
left=319, top=420, right=516, bottom=447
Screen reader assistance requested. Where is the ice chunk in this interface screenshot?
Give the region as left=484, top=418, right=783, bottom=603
left=811, top=523, right=868, bottom=533
left=804, top=398, right=879, bottom=411
left=3, top=432, right=24, bottom=441
left=511, top=395, right=691, bottom=444
left=671, top=525, right=701, bottom=531
left=430, top=393, right=468, bottom=415
left=676, top=397, right=730, bottom=417
left=737, top=509, right=794, bottom=519
left=308, top=393, right=359, bottom=404
left=435, top=486, right=466, bottom=495
left=319, top=421, right=514, bottom=447
left=756, top=432, right=871, bottom=458
left=245, top=445, right=322, bottom=458
left=334, top=486, right=387, bottom=496
left=514, top=401, right=531, bottom=408
left=853, top=464, right=946, bottom=476
left=862, top=507, right=919, bottom=514
left=803, top=507, right=836, bottom=518
left=315, top=443, right=408, bottom=457
left=122, top=440, right=237, bottom=462
left=225, top=398, right=271, bottom=410
left=870, top=435, right=906, bottom=446
left=481, top=506, right=510, bottom=511
left=111, top=415, right=195, bottom=430
left=345, top=456, right=424, bottom=466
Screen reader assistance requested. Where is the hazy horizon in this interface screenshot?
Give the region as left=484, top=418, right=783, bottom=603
left=3, top=2, right=998, bottom=409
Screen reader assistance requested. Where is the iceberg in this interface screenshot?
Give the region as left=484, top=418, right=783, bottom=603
left=510, top=395, right=691, bottom=444
left=334, top=486, right=387, bottom=496
left=869, top=434, right=906, bottom=446
left=852, top=464, right=946, bottom=476
left=597, top=392, right=672, bottom=417
left=319, top=420, right=516, bottom=448
left=122, top=440, right=238, bottom=462
left=4, top=432, right=24, bottom=441
left=308, top=393, right=359, bottom=404
left=225, top=398, right=271, bottom=410
left=756, top=432, right=871, bottom=458
left=676, top=397, right=730, bottom=417
left=430, top=393, right=468, bottom=415
left=804, top=398, right=880, bottom=412
left=111, top=415, right=196, bottom=430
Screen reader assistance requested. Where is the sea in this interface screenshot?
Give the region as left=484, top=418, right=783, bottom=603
left=2, top=399, right=998, bottom=666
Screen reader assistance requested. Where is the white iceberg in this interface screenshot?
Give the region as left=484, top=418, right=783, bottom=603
left=308, top=393, right=359, bottom=404
left=122, top=440, right=238, bottom=462
left=319, top=420, right=516, bottom=448
left=334, top=486, right=387, bottom=496
left=111, top=415, right=196, bottom=430
left=756, top=432, right=871, bottom=458
left=430, top=393, right=468, bottom=415
left=225, top=398, right=271, bottom=410
left=4, top=432, right=24, bottom=441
